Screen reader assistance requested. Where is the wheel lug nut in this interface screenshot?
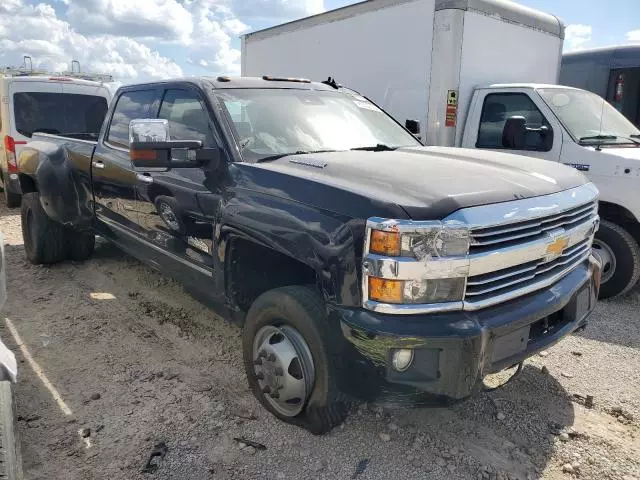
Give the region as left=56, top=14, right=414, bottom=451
left=258, top=350, right=267, bottom=358
left=267, top=354, right=276, bottom=362
left=274, top=367, right=283, bottom=376
left=262, top=386, right=271, bottom=394
left=256, top=372, right=264, bottom=380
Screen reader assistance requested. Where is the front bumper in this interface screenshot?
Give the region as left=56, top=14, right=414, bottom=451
left=334, top=255, right=600, bottom=401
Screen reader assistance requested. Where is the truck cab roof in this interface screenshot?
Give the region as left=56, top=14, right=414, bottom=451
left=476, top=83, right=585, bottom=91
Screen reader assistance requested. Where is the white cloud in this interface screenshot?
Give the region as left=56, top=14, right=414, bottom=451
left=0, top=0, right=182, bottom=80
left=627, top=30, right=640, bottom=43
left=66, top=0, right=193, bottom=43
left=564, top=24, right=592, bottom=52
left=0, top=0, right=326, bottom=81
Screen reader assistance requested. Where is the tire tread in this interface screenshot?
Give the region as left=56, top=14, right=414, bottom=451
left=597, top=220, right=640, bottom=298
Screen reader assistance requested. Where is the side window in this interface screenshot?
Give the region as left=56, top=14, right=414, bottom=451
left=158, top=89, right=214, bottom=146
left=106, top=89, right=156, bottom=149
left=477, top=93, right=552, bottom=151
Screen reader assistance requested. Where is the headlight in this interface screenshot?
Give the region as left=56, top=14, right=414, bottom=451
left=369, top=222, right=469, bottom=259
left=369, top=277, right=466, bottom=304
left=364, top=220, right=470, bottom=309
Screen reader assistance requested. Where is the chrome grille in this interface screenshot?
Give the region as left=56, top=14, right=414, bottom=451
left=465, top=238, right=591, bottom=303
left=470, top=201, right=598, bottom=252
left=444, top=183, right=600, bottom=311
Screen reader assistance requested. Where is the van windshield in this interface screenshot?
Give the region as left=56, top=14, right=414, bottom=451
left=538, top=88, right=640, bottom=146
left=215, top=88, right=421, bottom=162
left=13, top=92, right=108, bottom=139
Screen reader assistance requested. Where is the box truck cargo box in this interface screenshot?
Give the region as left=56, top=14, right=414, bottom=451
left=242, top=0, right=564, bottom=146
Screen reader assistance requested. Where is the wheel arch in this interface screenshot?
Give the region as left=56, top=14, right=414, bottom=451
left=599, top=201, right=640, bottom=243
left=224, top=235, right=321, bottom=313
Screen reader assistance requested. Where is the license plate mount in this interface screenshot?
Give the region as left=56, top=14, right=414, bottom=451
left=563, top=284, right=591, bottom=324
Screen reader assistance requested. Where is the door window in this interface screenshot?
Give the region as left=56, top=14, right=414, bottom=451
left=477, top=93, right=552, bottom=151
left=158, top=89, right=214, bottom=146
left=106, top=89, right=156, bottom=148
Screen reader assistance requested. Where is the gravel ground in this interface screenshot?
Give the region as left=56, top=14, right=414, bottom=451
left=0, top=203, right=638, bottom=480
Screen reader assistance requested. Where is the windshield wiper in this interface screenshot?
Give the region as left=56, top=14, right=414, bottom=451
left=579, top=134, right=640, bottom=147
left=350, top=144, right=399, bottom=152
left=579, top=135, right=617, bottom=143
left=256, top=149, right=337, bottom=163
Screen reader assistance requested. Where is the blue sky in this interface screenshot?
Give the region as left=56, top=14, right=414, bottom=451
left=0, top=0, right=638, bottom=82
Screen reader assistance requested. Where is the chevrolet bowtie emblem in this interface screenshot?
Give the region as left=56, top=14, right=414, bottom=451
left=546, top=236, right=569, bottom=258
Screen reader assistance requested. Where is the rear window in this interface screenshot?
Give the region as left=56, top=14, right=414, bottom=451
left=13, top=92, right=108, bottom=139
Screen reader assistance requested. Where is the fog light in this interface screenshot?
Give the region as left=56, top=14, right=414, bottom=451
left=391, top=349, right=414, bottom=372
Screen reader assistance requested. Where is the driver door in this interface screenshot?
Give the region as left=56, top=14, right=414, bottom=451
left=469, top=89, right=563, bottom=162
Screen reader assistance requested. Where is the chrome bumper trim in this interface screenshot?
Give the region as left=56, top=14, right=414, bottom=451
left=363, top=300, right=463, bottom=315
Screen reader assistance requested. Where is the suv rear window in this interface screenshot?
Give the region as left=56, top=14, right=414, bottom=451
left=13, top=92, right=108, bottom=139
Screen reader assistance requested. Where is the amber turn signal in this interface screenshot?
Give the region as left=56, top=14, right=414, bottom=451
left=370, top=230, right=401, bottom=256
left=368, top=277, right=403, bottom=303
left=130, top=149, right=157, bottom=161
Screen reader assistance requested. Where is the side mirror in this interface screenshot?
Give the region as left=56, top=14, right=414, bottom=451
left=502, top=116, right=526, bottom=150
left=405, top=119, right=421, bottom=135
left=129, top=119, right=217, bottom=169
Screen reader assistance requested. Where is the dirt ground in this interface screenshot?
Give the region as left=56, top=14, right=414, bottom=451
left=0, top=203, right=639, bottom=480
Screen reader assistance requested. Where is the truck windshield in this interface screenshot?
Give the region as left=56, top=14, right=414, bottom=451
left=215, top=88, right=421, bottom=161
left=538, top=88, right=640, bottom=146
left=13, top=92, right=108, bottom=139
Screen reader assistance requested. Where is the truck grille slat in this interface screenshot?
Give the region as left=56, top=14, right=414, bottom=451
left=465, top=238, right=591, bottom=298
left=470, top=202, right=597, bottom=249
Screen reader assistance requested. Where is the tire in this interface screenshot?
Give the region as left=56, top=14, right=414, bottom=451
left=65, top=229, right=95, bottom=262
left=0, top=381, right=24, bottom=480
left=3, top=177, right=21, bottom=209
left=20, top=192, right=67, bottom=265
left=593, top=220, right=640, bottom=299
left=242, top=286, right=347, bottom=435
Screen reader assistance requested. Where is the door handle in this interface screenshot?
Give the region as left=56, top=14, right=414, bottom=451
left=136, top=173, right=154, bottom=184
left=92, top=161, right=105, bottom=170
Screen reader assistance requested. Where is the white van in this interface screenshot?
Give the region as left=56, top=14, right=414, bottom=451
left=0, top=75, right=111, bottom=207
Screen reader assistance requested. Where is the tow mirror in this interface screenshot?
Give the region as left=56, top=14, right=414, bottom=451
left=501, top=116, right=526, bottom=150
left=129, top=119, right=219, bottom=169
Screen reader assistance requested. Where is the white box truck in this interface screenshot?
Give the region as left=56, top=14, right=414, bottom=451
left=242, top=0, right=640, bottom=300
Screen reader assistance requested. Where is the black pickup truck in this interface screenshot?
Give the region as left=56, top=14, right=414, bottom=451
left=17, top=76, right=601, bottom=434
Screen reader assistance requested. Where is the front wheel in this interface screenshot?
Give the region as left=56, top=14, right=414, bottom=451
left=242, top=286, right=347, bottom=434
left=592, top=220, right=640, bottom=299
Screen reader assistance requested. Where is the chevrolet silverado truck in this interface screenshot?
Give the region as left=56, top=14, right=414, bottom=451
left=17, top=76, right=601, bottom=434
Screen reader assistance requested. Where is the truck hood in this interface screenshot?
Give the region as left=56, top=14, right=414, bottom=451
left=595, top=146, right=640, bottom=160
left=249, top=146, right=588, bottom=219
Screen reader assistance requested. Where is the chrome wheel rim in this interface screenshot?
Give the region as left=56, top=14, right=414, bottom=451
left=252, top=325, right=315, bottom=417
left=592, top=239, right=616, bottom=284
left=158, top=202, right=180, bottom=231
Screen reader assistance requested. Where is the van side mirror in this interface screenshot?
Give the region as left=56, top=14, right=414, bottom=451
left=129, top=119, right=219, bottom=169
left=405, top=119, right=421, bottom=135
left=502, top=116, right=526, bottom=150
